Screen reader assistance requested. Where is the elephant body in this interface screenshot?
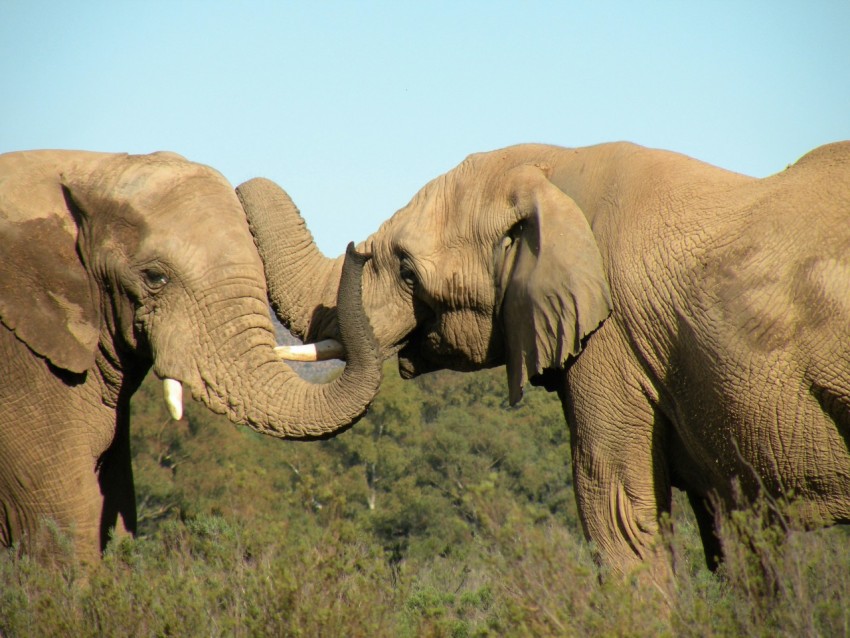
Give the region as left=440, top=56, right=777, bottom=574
left=0, top=150, right=381, bottom=561
left=239, top=140, right=850, bottom=577
left=552, top=143, right=850, bottom=570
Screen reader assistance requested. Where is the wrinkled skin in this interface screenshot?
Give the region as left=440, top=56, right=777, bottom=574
left=239, top=141, right=850, bottom=580
left=0, top=150, right=381, bottom=562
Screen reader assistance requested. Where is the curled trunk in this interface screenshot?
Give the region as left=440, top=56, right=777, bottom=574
left=236, top=178, right=343, bottom=342
left=197, top=243, right=380, bottom=439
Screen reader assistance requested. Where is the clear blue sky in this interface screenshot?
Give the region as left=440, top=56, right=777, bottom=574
left=2, top=2, right=848, bottom=254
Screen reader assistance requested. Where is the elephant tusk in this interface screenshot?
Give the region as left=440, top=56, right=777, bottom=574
left=275, top=339, right=346, bottom=362
left=162, top=378, right=184, bottom=421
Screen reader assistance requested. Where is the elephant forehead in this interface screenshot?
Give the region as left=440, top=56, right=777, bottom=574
left=389, top=185, right=494, bottom=247
left=142, top=219, right=261, bottom=268
left=142, top=182, right=262, bottom=267
left=388, top=170, right=490, bottom=235
left=109, top=154, right=212, bottom=198
left=403, top=248, right=494, bottom=309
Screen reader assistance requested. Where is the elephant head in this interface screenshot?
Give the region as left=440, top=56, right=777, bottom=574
left=237, top=146, right=611, bottom=404
left=0, top=149, right=381, bottom=558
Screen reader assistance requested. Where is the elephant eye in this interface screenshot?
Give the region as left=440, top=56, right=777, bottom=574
left=142, top=267, right=169, bottom=291
left=399, top=258, right=418, bottom=288
left=508, top=220, right=524, bottom=242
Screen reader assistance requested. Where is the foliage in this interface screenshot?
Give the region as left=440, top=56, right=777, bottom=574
left=2, top=362, right=850, bottom=636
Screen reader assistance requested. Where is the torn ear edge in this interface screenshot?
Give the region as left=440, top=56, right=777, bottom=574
left=500, top=169, right=612, bottom=405
left=524, top=327, right=602, bottom=394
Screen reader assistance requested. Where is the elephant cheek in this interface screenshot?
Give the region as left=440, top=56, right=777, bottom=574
left=398, top=318, right=500, bottom=377
left=148, top=323, right=200, bottom=389
left=438, top=310, right=501, bottom=368
left=104, top=295, right=140, bottom=352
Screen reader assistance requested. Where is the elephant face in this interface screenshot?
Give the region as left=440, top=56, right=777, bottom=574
left=362, top=150, right=612, bottom=402
left=240, top=145, right=612, bottom=404
left=361, top=159, right=521, bottom=376
left=65, top=163, right=268, bottom=399
left=0, top=150, right=381, bottom=440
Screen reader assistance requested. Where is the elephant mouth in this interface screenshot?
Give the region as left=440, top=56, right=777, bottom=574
left=397, top=343, right=437, bottom=379
left=397, top=324, right=449, bottom=378
left=397, top=327, right=498, bottom=379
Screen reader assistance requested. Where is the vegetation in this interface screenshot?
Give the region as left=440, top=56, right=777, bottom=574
left=2, top=362, right=850, bottom=636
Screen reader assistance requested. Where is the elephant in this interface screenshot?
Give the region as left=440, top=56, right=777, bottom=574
left=236, top=140, right=850, bottom=580
left=0, top=149, right=382, bottom=562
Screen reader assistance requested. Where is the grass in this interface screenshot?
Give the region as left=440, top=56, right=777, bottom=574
left=3, top=499, right=849, bottom=637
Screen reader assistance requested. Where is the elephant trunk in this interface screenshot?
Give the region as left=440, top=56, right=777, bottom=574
left=236, top=178, right=344, bottom=343
left=189, top=243, right=381, bottom=439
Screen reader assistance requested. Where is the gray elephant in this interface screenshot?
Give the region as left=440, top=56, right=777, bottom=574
left=237, top=141, right=850, bottom=579
left=0, top=149, right=382, bottom=562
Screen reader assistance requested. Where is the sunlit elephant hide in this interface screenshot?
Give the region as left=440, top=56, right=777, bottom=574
left=0, top=149, right=381, bottom=562
left=238, top=141, right=850, bottom=581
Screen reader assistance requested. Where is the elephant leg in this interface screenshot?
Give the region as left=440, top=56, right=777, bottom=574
left=97, top=409, right=137, bottom=549
left=686, top=490, right=722, bottom=571
left=47, top=460, right=105, bottom=564
left=561, top=328, right=673, bottom=586
left=0, top=351, right=102, bottom=561
left=569, top=413, right=672, bottom=578
left=7, top=443, right=106, bottom=564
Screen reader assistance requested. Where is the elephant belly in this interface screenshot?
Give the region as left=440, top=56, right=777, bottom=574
left=662, top=259, right=850, bottom=524
left=669, top=371, right=850, bottom=524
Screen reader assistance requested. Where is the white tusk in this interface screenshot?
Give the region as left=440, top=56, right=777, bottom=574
left=162, top=378, right=183, bottom=421
left=275, top=339, right=346, bottom=362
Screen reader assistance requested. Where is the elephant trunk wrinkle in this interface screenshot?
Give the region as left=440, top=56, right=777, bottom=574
left=184, top=244, right=381, bottom=439
left=237, top=177, right=343, bottom=341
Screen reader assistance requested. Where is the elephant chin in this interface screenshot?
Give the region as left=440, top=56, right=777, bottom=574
left=397, top=346, right=432, bottom=379
left=398, top=341, right=500, bottom=379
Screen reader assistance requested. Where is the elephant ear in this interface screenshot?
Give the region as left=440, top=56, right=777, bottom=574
left=0, top=178, right=100, bottom=374
left=500, top=169, right=612, bottom=405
